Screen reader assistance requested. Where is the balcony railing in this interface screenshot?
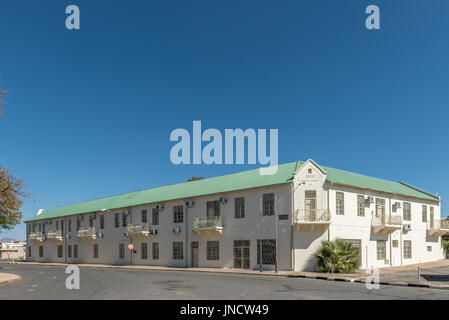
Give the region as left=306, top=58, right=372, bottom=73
left=427, top=219, right=449, bottom=236
left=29, top=232, right=45, bottom=242
left=77, top=227, right=98, bottom=240
left=293, top=209, right=330, bottom=231
left=47, top=230, right=64, bottom=241
left=371, top=215, right=402, bottom=234
left=127, top=223, right=156, bottom=238
left=193, top=216, right=223, bottom=234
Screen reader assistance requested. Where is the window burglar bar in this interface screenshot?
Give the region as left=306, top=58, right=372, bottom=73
left=372, top=215, right=403, bottom=226
left=193, top=216, right=223, bottom=229
left=294, top=209, right=330, bottom=223
left=127, top=223, right=150, bottom=233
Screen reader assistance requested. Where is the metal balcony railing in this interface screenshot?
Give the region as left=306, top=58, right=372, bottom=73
left=294, top=209, right=330, bottom=223
left=77, top=227, right=97, bottom=238
left=127, top=223, right=150, bottom=233
left=427, top=219, right=449, bottom=230
left=193, top=216, right=223, bottom=229
left=29, top=232, right=45, bottom=241
left=372, top=215, right=402, bottom=227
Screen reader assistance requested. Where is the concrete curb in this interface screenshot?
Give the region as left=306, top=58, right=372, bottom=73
left=0, top=273, right=22, bottom=286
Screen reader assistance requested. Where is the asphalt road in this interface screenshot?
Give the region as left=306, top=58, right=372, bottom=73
left=1, top=264, right=449, bottom=299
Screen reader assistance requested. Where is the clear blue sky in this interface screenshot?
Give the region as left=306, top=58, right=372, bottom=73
left=1, top=1, right=449, bottom=240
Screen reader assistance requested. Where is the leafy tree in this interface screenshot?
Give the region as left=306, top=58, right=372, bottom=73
left=315, top=239, right=360, bottom=273
left=0, top=166, right=27, bottom=230
left=187, top=176, right=204, bottom=182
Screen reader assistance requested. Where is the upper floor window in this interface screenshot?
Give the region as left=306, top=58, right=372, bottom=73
left=152, top=209, right=159, bottom=226
left=76, top=219, right=81, bottom=231
left=207, top=200, right=220, bottom=217
left=173, top=206, right=184, bottom=223
left=234, top=197, right=245, bottom=219
left=357, top=195, right=365, bottom=217
left=68, top=219, right=72, bottom=232
left=403, top=202, right=411, bottom=221
left=422, top=205, right=427, bottom=222
left=375, top=198, right=385, bottom=218
left=122, top=213, right=128, bottom=227
left=336, top=192, right=344, bottom=215
left=114, top=213, right=120, bottom=228
left=141, top=210, right=147, bottom=223
left=100, top=215, right=105, bottom=229
left=263, top=193, right=275, bottom=216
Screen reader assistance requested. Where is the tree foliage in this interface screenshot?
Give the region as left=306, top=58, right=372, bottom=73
left=0, top=167, right=27, bottom=230
left=315, top=239, right=360, bottom=273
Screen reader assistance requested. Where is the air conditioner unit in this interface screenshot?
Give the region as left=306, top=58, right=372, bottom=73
left=156, top=204, right=165, bottom=211
left=90, top=213, right=96, bottom=220
left=365, top=196, right=374, bottom=203
left=48, top=221, right=53, bottom=225
left=219, top=197, right=227, bottom=204
left=186, top=200, right=195, bottom=207
left=403, top=224, right=411, bottom=231
left=98, top=233, right=104, bottom=238
left=123, top=210, right=130, bottom=215
left=395, top=202, right=402, bottom=209
left=149, top=229, right=158, bottom=235
left=172, top=227, right=181, bottom=234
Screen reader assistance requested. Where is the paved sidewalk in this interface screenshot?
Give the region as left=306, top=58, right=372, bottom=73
left=0, top=272, right=22, bottom=286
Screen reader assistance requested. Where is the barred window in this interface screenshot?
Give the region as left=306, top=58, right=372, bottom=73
left=336, top=192, right=344, bottom=215
left=115, top=213, right=120, bottom=228
left=141, top=243, right=148, bottom=260
left=235, top=197, right=245, bottom=219
left=392, top=240, right=398, bottom=248
left=207, top=200, right=220, bottom=218
left=152, top=242, right=159, bottom=260
left=257, top=239, right=276, bottom=265
left=68, top=219, right=72, bottom=232
left=404, top=240, right=412, bottom=259
left=263, top=193, right=275, bottom=216
left=74, top=245, right=78, bottom=258
left=76, top=218, right=81, bottom=231
left=122, top=213, right=128, bottom=227
left=141, top=210, right=147, bottom=223
left=57, top=245, right=63, bottom=258
left=93, top=244, right=99, bottom=258
left=56, top=220, right=59, bottom=230
left=28, top=246, right=32, bottom=258
left=39, top=246, right=43, bottom=258
left=68, top=245, right=72, bottom=258
left=173, top=242, right=183, bottom=260
left=357, top=195, right=365, bottom=217
left=173, top=206, right=184, bottom=223
left=403, top=202, right=411, bottom=221
left=376, top=240, right=386, bottom=260
left=207, top=241, right=220, bottom=260
left=100, top=215, right=105, bottom=229
left=375, top=198, right=385, bottom=218
left=119, top=244, right=125, bottom=259
left=422, top=205, right=427, bottom=222
left=152, top=209, right=159, bottom=226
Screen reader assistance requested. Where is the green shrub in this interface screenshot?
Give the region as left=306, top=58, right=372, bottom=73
left=315, top=239, right=359, bottom=273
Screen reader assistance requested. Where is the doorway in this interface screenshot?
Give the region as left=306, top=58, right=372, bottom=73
left=234, top=240, right=250, bottom=269
left=191, top=242, right=199, bottom=267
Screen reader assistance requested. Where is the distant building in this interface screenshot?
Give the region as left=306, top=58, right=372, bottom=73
left=0, top=241, right=26, bottom=260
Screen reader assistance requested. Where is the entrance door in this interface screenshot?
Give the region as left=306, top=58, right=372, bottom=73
left=305, top=191, right=316, bottom=221
left=234, top=240, right=250, bottom=269
left=191, top=242, right=199, bottom=267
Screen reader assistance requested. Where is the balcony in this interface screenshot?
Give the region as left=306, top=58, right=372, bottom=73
left=294, top=209, right=330, bottom=231
left=371, top=215, right=402, bottom=234
left=427, top=220, right=449, bottom=237
left=77, top=227, right=98, bottom=241
left=29, top=232, right=45, bottom=242
left=193, top=216, right=223, bottom=235
left=126, top=223, right=156, bottom=238
left=47, top=230, right=64, bottom=242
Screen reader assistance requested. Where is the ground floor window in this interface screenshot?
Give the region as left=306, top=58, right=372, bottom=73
left=376, top=240, right=386, bottom=260
left=404, top=240, right=412, bottom=259
left=119, top=244, right=125, bottom=259
left=257, top=239, right=276, bottom=265
left=152, top=243, right=159, bottom=260
left=93, top=244, right=99, bottom=258
left=68, top=245, right=72, bottom=258
left=28, top=246, right=31, bottom=258
left=57, top=245, right=63, bottom=258
left=234, top=240, right=250, bottom=269
left=39, top=246, right=43, bottom=258
left=141, top=243, right=148, bottom=260
left=206, top=241, right=219, bottom=260
left=173, top=242, right=183, bottom=260
left=74, top=245, right=78, bottom=258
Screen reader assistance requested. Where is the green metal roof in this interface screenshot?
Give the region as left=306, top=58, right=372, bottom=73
left=25, top=160, right=439, bottom=222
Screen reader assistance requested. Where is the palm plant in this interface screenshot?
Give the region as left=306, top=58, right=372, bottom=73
left=442, top=238, right=449, bottom=258
left=315, top=239, right=359, bottom=273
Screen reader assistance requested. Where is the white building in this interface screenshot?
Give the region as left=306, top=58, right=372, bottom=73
left=24, top=160, right=446, bottom=271
left=0, top=241, right=26, bottom=260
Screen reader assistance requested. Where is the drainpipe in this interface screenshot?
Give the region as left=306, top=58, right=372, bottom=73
left=290, top=182, right=295, bottom=271
left=64, top=218, right=67, bottom=264
left=389, top=197, right=392, bottom=267
left=327, top=184, right=330, bottom=241
left=185, top=203, right=189, bottom=268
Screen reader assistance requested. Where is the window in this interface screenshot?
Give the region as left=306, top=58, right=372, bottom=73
left=152, top=242, right=159, bottom=260
left=28, top=246, right=31, bottom=258
left=57, top=245, right=63, bottom=258
left=68, top=219, right=72, bottom=232
left=173, top=242, right=183, bottom=260
left=403, top=202, right=411, bottom=221
left=100, top=215, right=105, bottom=229
left=74, top=245, right=78, bottom=258
left=207, top=200, right=220, bottom=217
left=308, top=168, right=312, bottom=174
left=173, top=206, right=184, bottom=223
left=89, top=216, right=94, bottom=228
left=207, top=241, right=220, bottom=260
left=263, top=193, right=275, bottom=216
left=336, top=192, right=344, bottom=215
left=93, top=244, right=99, bottom=258
left=122, top=213, right=128, bottom=227
left=39, top=246, right=43, bottom=258
left=392, top=240, right=398, bottom=248
left=376, top=240, right=386, bottom=260
left=404, top=240, right=412, bottom=259
left=141, top=210, right=147, bottom=223
left=422, top=205, right=427, bottom=222
left=119, top=244, right=125, bottom=259
left=257, top=239, right=276, bottom=265
left=375, top=198, right=385, bottom=218
left=56, top=220, right=59, bottom=230
left=427, top=246, right=432, bottom=252
left=234, top=197, right=245, bottom=219
left=357, top=195, right=365, bottom=217
left=233, top=240, right=250, bottom=269
left=76, top=218, right=81, bottom=231
left=141, top=243, right=148, bottom=260
left=115, top=213, right=120, bottom=228
left=278, top=214, right=289, bottom=220
left=68, top=245, right=72, bottom=258
left=152, top=209, right=159, bottom=226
